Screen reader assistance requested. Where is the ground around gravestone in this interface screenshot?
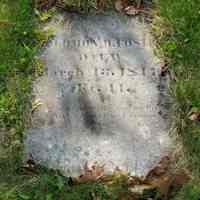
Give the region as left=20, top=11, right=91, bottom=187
left=25, top=11, right=172, bottom=177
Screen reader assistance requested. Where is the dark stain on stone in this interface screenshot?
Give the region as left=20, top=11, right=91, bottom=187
left=98, top=92, right=105, bottom=103
left=47, top=113, right=55, bottom=126
left=79, top=91, right=101, bottom=134
left=84, top=151, right=89, bottom=156
left=61, top=94, right=72, bottom=131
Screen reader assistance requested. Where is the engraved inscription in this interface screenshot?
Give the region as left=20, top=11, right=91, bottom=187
left=52, top=38, right=140, bottom=48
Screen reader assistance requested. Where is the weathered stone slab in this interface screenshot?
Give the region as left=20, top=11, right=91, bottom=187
left=25, top=13, right=171, bottom=177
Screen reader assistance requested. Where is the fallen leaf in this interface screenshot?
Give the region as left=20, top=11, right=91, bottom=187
left=143, top=156, right=172, bottom=199
left=96, top=0, right=105, bottom=10
left=128, top=176, right=145, bottom=186
left=145, top=156, right=171, bottom=181
left=189, top=111, right=200, bottom=121
left=115, top=0, right=129, bottom=12
left=144, top=166, right=191, bottom=200
left=100, top=175, right=114, bottom=182
left=73, top=162, right=105, bottom=183
left=148, top=173, right=173, bottom=199
left=172, top=170, right=191, bottom=186
left=124, top=6, right=140, bottom=16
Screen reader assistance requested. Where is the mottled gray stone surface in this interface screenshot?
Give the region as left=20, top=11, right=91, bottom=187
left=25, top=13, right=172, bottom=177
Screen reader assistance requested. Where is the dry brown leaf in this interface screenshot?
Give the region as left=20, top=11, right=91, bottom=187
left=96, top=0, right=105, bottom=10
left=100, top=175, right=114, bottom=182
left=148, top=173, right=173, bottom=199
left=143, top=156, right=172, bottom=199
left=148, top=171, right=190, bottom=199
left=172, top=170, right=191, bottom=186
left=128, top=176, right=145, bottom=186
left=73, top=162, right=105, bottom=183
left=114, top=0, right=129, bottom=12
left=189, top=111, right=200, bottom=121
left=144, top=167, right=190, bottom=199
left=124, top=6, right=140, bottom=16
left=72, top=156, right=190, bottom=200
left=145, top=156, right=171, bottom=181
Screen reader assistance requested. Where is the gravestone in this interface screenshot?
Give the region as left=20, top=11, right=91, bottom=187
left=25, top=12, right=171, bottom=177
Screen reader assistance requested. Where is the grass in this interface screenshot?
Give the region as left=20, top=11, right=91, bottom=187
left=173, top=181, right=200, bottom=200
left=0, top=0, right=38, bottom=138
left=154, top=0, right=200, bottom=175
left=1, top=0, right=200, bottom=199
left=0, top=0, right=39, bottom=191
left=154, top=0, right=200, bottom=199
left=0, top=167, right=110, bottom=200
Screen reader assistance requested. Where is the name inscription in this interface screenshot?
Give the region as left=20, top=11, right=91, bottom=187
left=52, top=38, right=140, bottom=48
